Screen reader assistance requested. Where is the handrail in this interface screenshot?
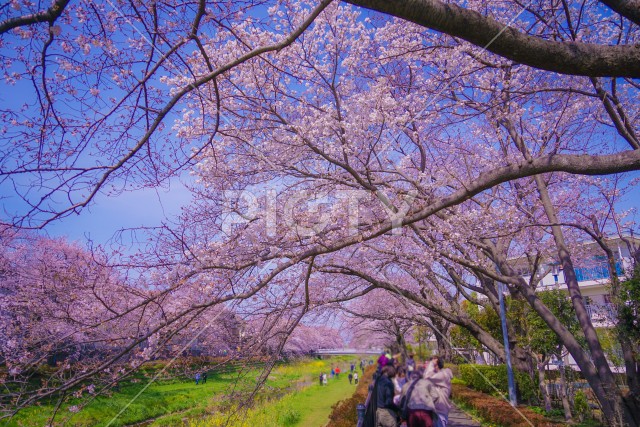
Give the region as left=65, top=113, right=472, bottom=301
left=357, top=372, right=379, bottom=427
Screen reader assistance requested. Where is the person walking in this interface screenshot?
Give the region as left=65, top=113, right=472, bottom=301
left=348, top=372, right=353, bottom=384
left=331, top=367, right=335, bottom=378
left=354, top=372, right=359, bottom=385
left=319, top=372, right=324, bottom=386
left=322, top=372, right=328, bottom=386
left=335, top=366, right=341, bottom=378
left=399, top=372, right=438, bottom=427
left=377, top=352, right=389, bottom=372
left=376, top=365, right=399, bottom=427
left=423, top=356, right=453, bottom=427
left=406, top=354, right=416, bottom=373
left=393, top=367, right=407, bottom=395
left=195, top=372, right=201, bottom=385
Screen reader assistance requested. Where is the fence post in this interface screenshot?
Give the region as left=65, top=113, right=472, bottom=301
left=357, top=403, right=366, bottom=423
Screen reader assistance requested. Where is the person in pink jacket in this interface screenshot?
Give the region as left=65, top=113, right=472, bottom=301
left=423, top=356, right=453, bottom=427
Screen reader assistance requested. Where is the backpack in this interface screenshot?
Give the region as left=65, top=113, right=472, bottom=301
left=399, top=379, right=419, bottom=420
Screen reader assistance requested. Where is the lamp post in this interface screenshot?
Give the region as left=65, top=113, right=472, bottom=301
left=498, top=282, right=517, bottom=407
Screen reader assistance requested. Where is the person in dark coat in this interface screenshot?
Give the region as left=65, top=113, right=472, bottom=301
left=376, top=365, right=399, bottom=427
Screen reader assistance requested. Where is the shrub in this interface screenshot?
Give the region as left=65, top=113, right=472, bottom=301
left=277, top=408, right=301, bottom=426
left=573, top=390, right=591, bottom=422
left=458, top=364, right=538, bottom=403
left=452, top=383, right=563, bottom=427
left=444, top=363, right=459, bottom=377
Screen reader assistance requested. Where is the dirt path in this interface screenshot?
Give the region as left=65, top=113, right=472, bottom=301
left=448, top=404, right=482, bottom=427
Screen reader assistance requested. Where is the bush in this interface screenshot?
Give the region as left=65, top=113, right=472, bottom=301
left=277, top=408, right=301, bottom=426
left=458, top=364, right=538, bottom=403
left=573, top=390, right=591, bottom=422
left=444, top=363, right=459, bottom=377
left=452, top=383, right=563, bottom=427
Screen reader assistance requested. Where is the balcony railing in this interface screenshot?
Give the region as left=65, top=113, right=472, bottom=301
left=574, top=261, right=623, bottom=282
left=585, top=303, right=617, bottom=324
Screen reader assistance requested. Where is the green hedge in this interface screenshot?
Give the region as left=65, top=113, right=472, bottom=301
left=458, top=364, right=538, bottom=403
left=452, top=383, right=562, bottom=427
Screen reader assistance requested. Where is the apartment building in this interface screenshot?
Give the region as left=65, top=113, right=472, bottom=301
left=516, top=236, right=638, bottom=328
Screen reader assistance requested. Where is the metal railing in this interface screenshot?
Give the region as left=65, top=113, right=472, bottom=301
left=357, top=372, right=379, bottom=427
left=585, top=303, right=617, bottom=324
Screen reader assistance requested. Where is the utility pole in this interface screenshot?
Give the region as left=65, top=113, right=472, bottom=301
left=498, top=282, right=517, bottom=406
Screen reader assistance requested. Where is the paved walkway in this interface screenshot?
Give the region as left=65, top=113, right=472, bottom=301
left=448, top=404, right=482, bottom=427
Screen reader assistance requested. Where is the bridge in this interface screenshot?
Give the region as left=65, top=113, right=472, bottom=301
left=312, top=348, right=384, bottom=356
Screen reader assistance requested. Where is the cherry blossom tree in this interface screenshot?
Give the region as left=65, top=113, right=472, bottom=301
left=2, top=1, right=640, bottom=425
left=0, top=0, right=639, bottom=228
left=284, top=324, right=344, bottom=354
left=0, top=229, right=152, bottom=417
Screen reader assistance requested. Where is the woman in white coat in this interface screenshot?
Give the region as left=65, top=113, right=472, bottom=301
left=423, top=356, right=453, bottom=427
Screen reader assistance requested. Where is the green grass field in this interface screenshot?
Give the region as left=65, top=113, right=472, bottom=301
left=191, top=366, right=359, bottom=427
left=2, top=356, right=366, bottom=427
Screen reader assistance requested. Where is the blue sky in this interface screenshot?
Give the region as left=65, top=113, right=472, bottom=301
left=1, top=1, right=637, bottom=249
left=29, top=170, right=638, bottom=249
left=41, top=176, right=193, bottom=246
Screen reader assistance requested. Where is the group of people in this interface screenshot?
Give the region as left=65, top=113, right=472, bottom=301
left=320, top=359, right=371, bottom=387
left=376, top=354, right=452, bottom=427
left=194, top=371, right=208, bottom=385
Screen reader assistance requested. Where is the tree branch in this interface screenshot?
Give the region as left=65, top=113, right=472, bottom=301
left=0, top=0, right=71, bottom=34
left=344, top=0, right=640, bottom=77
left=599, top=0, right=640, bottom=26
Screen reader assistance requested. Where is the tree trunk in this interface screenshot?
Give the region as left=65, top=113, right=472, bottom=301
left=435, top=333, right=449, bottom=360
left=429, top=316, right=452, bottom=362
left=534, top=175, right=635, bottom=426
left=598, top=237, right=640, bottom=420
left=621, top=338, right=640, bottom=424
left=558, top=363, right=573, bottom=422
left=538, top=356, right=552, bottom=412
left=378, top=280, right=532, bottom=371
left=501, top=116, right=637, bottom=426
left=397, top=329, right=409, bottom=364
left=514, top=280, right=628, bottom=424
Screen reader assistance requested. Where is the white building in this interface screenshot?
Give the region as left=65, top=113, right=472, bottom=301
left=516, top=236, right=638, bottom=328
left=509, top=236, right=639, bottom=372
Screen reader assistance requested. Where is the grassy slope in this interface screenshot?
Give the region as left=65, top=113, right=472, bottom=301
left=325, top=365, right=377, bottom=427
left=191, top=358, right=365, bottom=427
left=287, top=375, right=357, bottom=426
left=3, top=356, right=362, bottom=427
left=4, top=369, right=254, bottom=427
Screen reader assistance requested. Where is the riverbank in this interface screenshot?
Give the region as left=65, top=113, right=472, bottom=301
left=3, top=356, right=364, bottom=427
